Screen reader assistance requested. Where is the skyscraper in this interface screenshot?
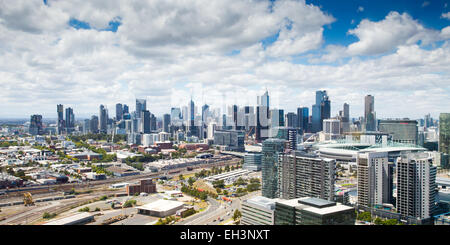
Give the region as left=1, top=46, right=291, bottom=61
left=396, top=153, right=437, bottom=220
left=270, top=109, right=284, bottom=137
left=163, top=114, right=171, bottom=133
left=142, top=110, right=151, bottom=133
left=65, top=107, right=75, bottom=134
left=57, top=104, right=64, bottom=135
left=123, top=104, right=129, bottom=114
left=136, top=99, right=146, bottom=118
left=357, top=152, right=393, bottom=208
left=278, top=151, right=335, bottom=201
left=286, top=112, right=297, bottom=128
left=312, top=90, right=330, bottom=133
left=188, top=99, right=198, bottom=137
left=256, top=91, right=270, bottom=142
left=90, top=115, right=99, bottom=134
left=262, top=138, right=287, bottom=198
left=83, top=119, right=90, bottom=135
left=116, top=103, right=123, bottom=121
left=439, top=113, right=450, bottom=165
left=297, top=107, right=309, bottom=133
left=29, top=115, right=43, bottom=135
left=341, top=103, right=350, bottom=133
left=99, top=105, right=108, bottom=134
left=257, top=90, right=269, bottom=108
left=364, top=95, right=376, bottom=131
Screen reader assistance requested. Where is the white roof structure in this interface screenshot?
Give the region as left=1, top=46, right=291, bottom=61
left=44, top=213, right=94, bottom=225
left=303, top=204, right=354, bottom=215
left=137, top=199, right=184, bottom=212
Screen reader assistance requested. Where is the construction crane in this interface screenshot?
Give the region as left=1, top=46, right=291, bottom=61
left=23, top=192, right=34, bottom=206
left=245, top=127, right=254, bottom=141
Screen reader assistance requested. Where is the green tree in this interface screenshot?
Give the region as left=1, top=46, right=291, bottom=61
left=188, top=177, right=195, bottom=186
left=357, top=212, right=372, bottom=222
left=232, top=209, right=242, bottom=221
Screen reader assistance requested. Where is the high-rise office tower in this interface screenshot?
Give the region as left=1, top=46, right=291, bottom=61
left=202, top=104, right=209, bottom=124
left=57, top=104, right=64, bottom=135
left=424, top=114, right=433, bottom=128
left=320, top=96, right=331, bottom=127
left=116, top=103, right=123, bottom=121
left=244, top=106, right=255, bottom=132
left=297, top=107, right=309, bottom=133
left=256, top=91, right=270, bottom=142
left=29, top=115, right=43, bottom=135
left=171, top=107, right=182, bottom=120
left=99, top=105, right=108, bottom=134
left=123, top=104, right=129, bottom=114
left=90, top=115, right=99, bottom=134
left=65, top=107, right=75, bottom=134
left=188, top=99, right=198, bottom=137
left=136, top=99, right=146, bottom=118
left=256, top=105, right=270, bottom=142
left=83, top=119, right=90, bottom=135
left=142, top=110, right=151, bottom=134
left=163, top=114, right=171, bottom=133
left=341, top=103, right=350, bottom=133
left=378, top=119, right=418, bottom=145
left=150, top=113, right=157, bottom=131
left=322, top=119, right=341, bottom=141
left=270, top=109, right=284, bottom=137
left=257, top=90, right=270, bottom=108
left=357, top=152, right=393, bottom=208
left=262, top=138, right=287, bottom=198
left=286, top=112, right=297, bottom=128
left=364, top=95, right=376, bottom=132
left=277, top=151, right=335, bottom=201
left=312, top=90, right=329, bottom=133
left=439, top=113, right=450, bottom=164
left=396, top=153, right=437, bottom=220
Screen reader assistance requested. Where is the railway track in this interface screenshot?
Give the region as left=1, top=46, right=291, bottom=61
left=1, top=158, right=241, bottom=197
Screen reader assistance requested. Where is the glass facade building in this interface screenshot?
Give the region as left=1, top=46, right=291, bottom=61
left=262, top=138, right=287, bottom=198
left=274, top=197, right=355, bottom=225
left=378, top=119, right=418, bottom=145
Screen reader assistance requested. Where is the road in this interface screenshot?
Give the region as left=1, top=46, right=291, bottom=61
left=176, top=190, right=261, bottom=225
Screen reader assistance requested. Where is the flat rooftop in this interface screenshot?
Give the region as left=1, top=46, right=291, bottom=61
left=137, top=199, right=184, bottom=212
left=302, top=204, right=354, bottom=215
left=245, top=196, right=277, bottom=210
left=297, top=197, right=336, bottom=208
left=43, top=213, right=94, bottom=225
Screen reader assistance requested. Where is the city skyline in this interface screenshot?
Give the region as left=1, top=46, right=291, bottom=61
left=1, top=0, right=449, bottom=119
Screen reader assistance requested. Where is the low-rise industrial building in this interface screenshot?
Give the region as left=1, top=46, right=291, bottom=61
left=44, top=213, right=95, bottom=225
left=126, top=179, right=157, bottom=196
left=136, top=199, right=185, bottom=217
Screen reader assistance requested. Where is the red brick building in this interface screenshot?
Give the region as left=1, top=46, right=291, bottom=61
left=126, top=179, right=157, bottom=196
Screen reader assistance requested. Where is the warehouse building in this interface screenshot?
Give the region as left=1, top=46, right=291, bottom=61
left=126, top=179, right=157, bottom=196
left=44, top=213, right=95, bottom=225
left=136, top=199, right=185, bottom=217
